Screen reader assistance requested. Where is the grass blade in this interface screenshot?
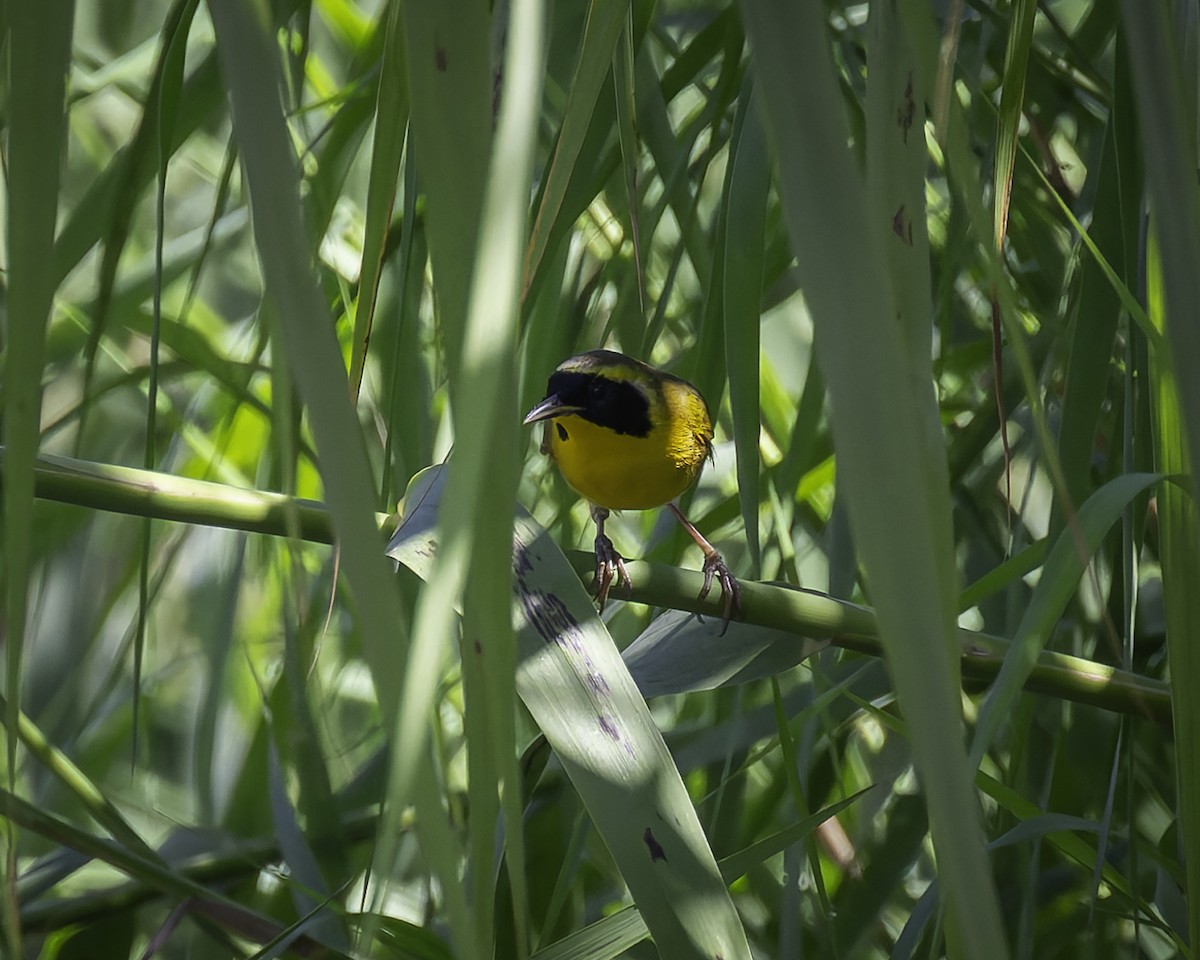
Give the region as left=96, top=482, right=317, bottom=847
left=523, top=0, right=627, bottom=298
left=3, top=1, right=75, bottom=949
left=1120, top=2, right=1200, bottom=943
left=968, top=472, right=1162, bottom=767
left=723, top=86, right=768, bottom=575
left=204, top=0, right=422, bottom=947
left=349, top=1, right=410, bottom=402
left=740, top=2, right=1006, bottom=954
left=388, top=467, right=752, bottom=960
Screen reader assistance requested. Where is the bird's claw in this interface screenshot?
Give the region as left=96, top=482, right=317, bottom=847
left=594, top=533, right=632, bottom=612
left=699, top=551, right=741, bottom=635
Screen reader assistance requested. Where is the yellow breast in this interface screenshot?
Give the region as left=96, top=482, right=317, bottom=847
left=546, top=379, right=712, bottom=511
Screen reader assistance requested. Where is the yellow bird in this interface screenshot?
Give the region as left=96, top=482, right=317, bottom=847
left=523, top=349, right=740, bottom=624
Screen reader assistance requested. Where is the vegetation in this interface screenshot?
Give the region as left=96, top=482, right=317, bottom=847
left=3, top=0, right=1197, bottom=957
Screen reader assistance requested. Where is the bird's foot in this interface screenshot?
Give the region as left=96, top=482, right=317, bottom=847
left=594, top=532, right=632, bottom=612
left=699, top=551, right=741, bottom=635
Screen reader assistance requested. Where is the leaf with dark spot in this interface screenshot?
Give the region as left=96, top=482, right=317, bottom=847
left=644, top=827, right=667, bottom=862
left=892, top=205, right=913, bottom=246
left=896, top=70, right=915, bottom=144
left=599, top=714, right=620, bottom=741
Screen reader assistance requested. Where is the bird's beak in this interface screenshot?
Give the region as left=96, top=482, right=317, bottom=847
left=523, top=395, right=582, bottom=425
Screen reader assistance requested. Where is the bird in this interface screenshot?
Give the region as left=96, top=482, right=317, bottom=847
left=523, top=349, right=740, bottom=627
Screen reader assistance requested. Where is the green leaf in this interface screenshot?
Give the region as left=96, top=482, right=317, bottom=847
left=991, top=0, right=1037, bottom=251
left=523, top=0, right=628, bottom=299
left=349, top=1, right=410, bottom=401
left=969, top=472, right=1163, bottom=768
left=723, top=84, right=768, bottom=576
left=621, top=608, right=827, bottom=698
left=387, top=465, right=752, bottom=960
left=1121, top=5, right=1200, bottom=945
left=740, top=2, right=1007, bottom=954
left=4, top=3, right=75, bottom=949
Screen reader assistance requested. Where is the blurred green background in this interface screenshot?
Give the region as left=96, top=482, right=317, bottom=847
left=3, top=0, right=1198, bottom=957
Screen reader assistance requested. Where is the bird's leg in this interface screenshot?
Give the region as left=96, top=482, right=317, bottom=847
left=591, top=504, right=632, bottom=611
left=668, top=502, right=741, bottom=633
